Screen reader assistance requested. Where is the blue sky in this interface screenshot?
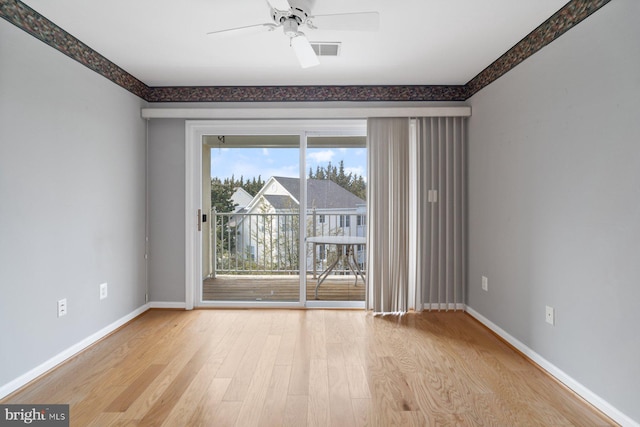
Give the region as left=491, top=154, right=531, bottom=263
left=211, top=147, right=367, bottom=181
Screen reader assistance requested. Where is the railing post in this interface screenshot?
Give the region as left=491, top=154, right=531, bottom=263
left=312, top=208, right=317, bottom=279
left=211, top=207, right=217, bottom=279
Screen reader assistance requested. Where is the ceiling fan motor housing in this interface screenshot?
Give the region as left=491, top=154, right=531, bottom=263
left=270, top=0, right=312, bottom=26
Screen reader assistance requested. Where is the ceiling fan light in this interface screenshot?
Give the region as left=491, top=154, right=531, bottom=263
left=291, top=35, right=320, bottom=68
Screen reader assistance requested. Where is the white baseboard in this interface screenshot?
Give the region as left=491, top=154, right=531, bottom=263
left=0, top=304, right=150, bottom=400
left=465, top=306, right=638, bottom=427
left=148, top=301, right=186, bottom=309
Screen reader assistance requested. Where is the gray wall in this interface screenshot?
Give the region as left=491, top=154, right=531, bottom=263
left=147, top=119, right=186, bottom=302
left=0, top=20, right=147, bottom=386
left=467, top=0, right=640, bottom=422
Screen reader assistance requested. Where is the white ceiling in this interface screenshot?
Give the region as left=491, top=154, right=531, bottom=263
left=22, top=0, right=568, bottom=87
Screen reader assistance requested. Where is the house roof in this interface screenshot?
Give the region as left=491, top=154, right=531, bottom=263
left=263, top=195, right=296, bottom=210
left=273, top=177, right=365, bottom=210
left=231, top=187, right=254, bottom=212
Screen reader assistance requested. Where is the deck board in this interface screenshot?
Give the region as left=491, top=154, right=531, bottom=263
left=203, top=275, right=365, bottom=301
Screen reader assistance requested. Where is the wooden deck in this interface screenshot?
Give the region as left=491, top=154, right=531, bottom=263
left=203, top=274, right=365, bottom=301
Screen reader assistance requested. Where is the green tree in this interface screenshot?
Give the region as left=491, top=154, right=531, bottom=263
left=307, top=160, right=367, bottom=200
left=335, top=160, right=352, bottom=189
left=350, top=174, right=367, bottom=200
left=211, top=178, right=237, bottom=265
left=211, top=177, right=236, bottom=213
left=242, top=175, right=265, bottom=196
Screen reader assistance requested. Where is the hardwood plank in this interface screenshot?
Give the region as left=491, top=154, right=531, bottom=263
left=288, top=313, right=312, bottom=396
left=327, top=342, right=356, bottom=427
left=307, top=358, right=330, bottom=427
left=204, top=311, right=247, bottom=365
left=351, top=398, right=372, bottom=427
left=308, top=310, right=327, bottom=361
left=220, top=310, right=275, bottom=401
left=70, top=385, right=128, bottom=427
left=258, top=365, right=292, bottom=427
left=156, top=311, right=243, bottom=426
left=137, top=342, right=212, bottom=426
left=85, top=412, right=129, bottom=427
left=105, top=364, right=166, bottom=412
left=186, top=377, right=232, bottom=426
left=221, top=322, right=270, bottom=401
left=118, top=333, right=203, bottom=421
left=160, top=361, right=222, bottom=427
left=275, top=328, right=298, bottom=366
left=208, top=401, right=242, bottom=427
left=215, top=314, right=260, bottom=380
left=282, top=395, right=309, bottom=427
left=345, top=363, right=371, bottom=400
left=235, top=335, right=281, bottom=427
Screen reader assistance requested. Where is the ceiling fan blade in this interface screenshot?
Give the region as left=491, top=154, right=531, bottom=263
left=307, top=11, right=379, bottom=31
left=266, top=0, right=291, bottom=12
left=207, top=23, right=277, bottom=38
left=290, top=34, right=319, bottom=68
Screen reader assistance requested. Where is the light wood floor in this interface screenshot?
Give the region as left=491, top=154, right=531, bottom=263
left=2, top=309, right=614, bottom=426
left=203, top=275, right=365, bottom=302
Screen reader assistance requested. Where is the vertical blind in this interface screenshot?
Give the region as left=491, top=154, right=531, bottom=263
left=366, top=118, right=411, bottom=313
left=366, top=117, right=466, bottom=313
left=416, top=117, right=466, bottom=311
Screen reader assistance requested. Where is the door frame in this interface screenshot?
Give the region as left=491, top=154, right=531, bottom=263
left=185, top=119, right=367, bottom=309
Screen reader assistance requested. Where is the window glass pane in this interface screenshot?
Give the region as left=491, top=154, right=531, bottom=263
left=306, top=141, right=367, bottom=302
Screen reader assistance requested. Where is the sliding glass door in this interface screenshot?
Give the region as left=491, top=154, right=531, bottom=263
left=305, top=136, right=367, bottom=306
left=187, top=119, right=367, bottom=308
left=203, top=135, right=302, bottom=303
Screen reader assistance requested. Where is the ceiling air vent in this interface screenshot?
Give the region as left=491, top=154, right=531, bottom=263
left=310, top=42, right=342, bottom=56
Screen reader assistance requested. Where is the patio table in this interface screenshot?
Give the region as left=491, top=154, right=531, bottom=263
left=306, top=235, right=366, bottom=299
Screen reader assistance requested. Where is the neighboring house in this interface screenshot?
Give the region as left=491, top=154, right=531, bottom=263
left=229, top=176, right=366, bottom=272
left=230, top=187, right=253, bottom=212
left=226, top=187, right=254, bottom=230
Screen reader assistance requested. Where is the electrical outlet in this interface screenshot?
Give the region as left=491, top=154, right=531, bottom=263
left=57, top=299, right=67, bottom=317
left=100, top=283, right=108, bottom=300
left=545, top=306, right=555, bottom=325
left=481, top=276, right=488, bottom=292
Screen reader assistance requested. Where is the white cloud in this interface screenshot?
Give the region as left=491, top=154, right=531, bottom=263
left=307, top=150, right=335, bottom=163
left=262, top=148, right=269, bottom=156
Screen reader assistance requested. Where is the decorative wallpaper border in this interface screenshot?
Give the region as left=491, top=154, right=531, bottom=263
left=146, top=85, right=469, bottom=103
left=0, top=0, right=150, bottom=100
left=466, top=0, right=611, bottom=97
left=1, top=0, right=610, bottom=103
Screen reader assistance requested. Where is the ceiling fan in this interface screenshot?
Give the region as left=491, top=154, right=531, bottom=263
left=207, top=0, right=379, bottom=68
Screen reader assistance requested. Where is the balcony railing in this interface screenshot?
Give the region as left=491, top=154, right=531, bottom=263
left=210, top=209, right=366, bottom=277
